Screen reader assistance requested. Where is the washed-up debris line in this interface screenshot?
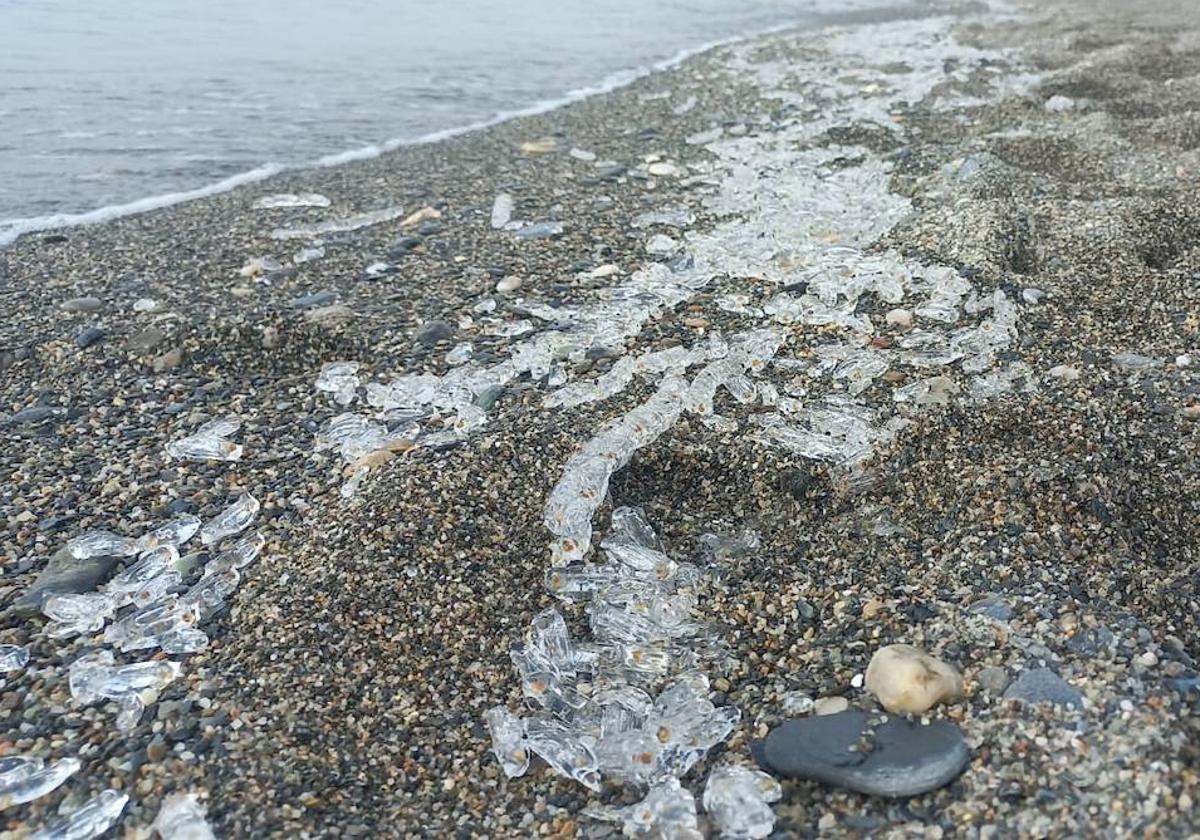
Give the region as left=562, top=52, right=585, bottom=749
left=488, top=507, right=763, bottom=835
left=10, top=477, right=257, bottom=834
left=483, top=6, right=1042, bottom=838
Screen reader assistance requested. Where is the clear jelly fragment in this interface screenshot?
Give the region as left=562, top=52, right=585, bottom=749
left=166, top=417, right=242, bottom=462
left=0, top=756, right=80, bottom=811
left=525, top=716, right=602, bottom=792
left=29, top=788, right=128, bottom=840
left=702, top=765, right=782, bottom=840
left=104, top=546, right=180, bottom=607
left=135, top=515, right=201, bottom=553
left=484, top=706, right=530, bottom=778
left=490, top=193, right=514, bottom=229
left=0, top=644, right=29, bottom=673
left=254, top=192, right=330, bottom=209
left=0, top=755, right=43, bottom=789
left=153, top=792, right=216, bottom=840
left=104, top=597, right=200, bottom=653
left=199, top=493, right=259, bottom=546
left=316, top=361, right=361, bottom=405
left=210, top=531, right=265, bottom=572
left=69, top=649, right=180, bottom=708
left=588, top=777, right=700, bottom=838
left=67, top=529, right=139, bottom=560
left=43, top=593, right=116, bottom=638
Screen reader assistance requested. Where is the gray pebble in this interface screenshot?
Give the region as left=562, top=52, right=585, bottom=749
left=292, top=290, right=338, bottom=309
left=61, top=296, right=102, bottom=313
left=76, top=325, right=105, bottom=348
left=128, top=326, right=166, bottom=351
left=976, top=666, right=1011, bottom=695
left=1003, top=667, right=1084, bottom=708
left=415, top=320, right=455, bottom=347
left=6, top=405, right=56, bottom=426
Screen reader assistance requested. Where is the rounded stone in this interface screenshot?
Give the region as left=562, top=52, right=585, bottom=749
left=865, top=644, right=963, bottom=715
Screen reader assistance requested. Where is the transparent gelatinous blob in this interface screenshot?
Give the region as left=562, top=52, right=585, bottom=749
left=166, top=416, right=243, bottom=463
left=525, top=715, right=602, bottom=792
left=105, top=545, right=180, bottom=608
left=484, top=706, right=530, bottom=779
left=0, top=756, right=80, bottom=811
left=135, top=515, right=201, bottom=553
left=43, top=593, right=116, bottom=638
left=702, top=765, right=782, bottom=839
left=152, top=792, right=216, bottom=840
left=587, top=777, right=700, bottom=838
left=104, top=596, right=200, bottom=653
left=270, top=206, right=407, bottom=240
left=0, top=644, right=30, bottom=673
left=490, top=193, right=514, bottom=229
left=28, top=788, right=128, bottom=840
left=210, top=531, right=265, bottom=573
left=199, top=493, right=259, bottom=546
left=254, top=192, right=330, bottom=209
left=68, top=649, right=180, bottom=709
left=67, top=529, right=138, bottom=560
left=316, top=361, right=361, bottom=406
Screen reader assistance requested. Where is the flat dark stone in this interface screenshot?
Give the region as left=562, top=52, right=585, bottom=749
left=1003, top=668, right=1083, bottom=708
left=754, top=710, right=970, bottom=798
left=76, top=325, right=105, bottom=348
left=7, top=405, right=56, bottom=426
left=388, top=236, right=423, bottom=258
left=8, top=547, right=122, bottom=619
left=415, top=320, right=455, bottom=347
left=128, top=326, right=166, bottom=352
left=292, top=290, right=338, bottom=309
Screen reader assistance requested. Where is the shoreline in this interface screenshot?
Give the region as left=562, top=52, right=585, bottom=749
left=0, top=0, right=933, bottom=251
left=2, top=0, right=1199, bottom=836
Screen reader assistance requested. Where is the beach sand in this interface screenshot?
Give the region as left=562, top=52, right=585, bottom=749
left=2, top=0, right=1199, bottom=836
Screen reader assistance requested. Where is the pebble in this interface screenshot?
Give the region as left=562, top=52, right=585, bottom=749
left=292, top=290, right=338, bottom=309
left=755, top=710, right=970, bottom=798
left=975, top=666, right=1011, bottom=695
left=885, top=308, right=913, bottom=328
left=415, top=321, right=455, bottom=347
left=153, top=348, right=184, bottom=372
left=7, top=405, right=56, bottom=426
left=128, top=326, right=166, bottom=352
left=968, top=595, right=1014, bottom=621
left=61, top=296, right=102, bottom=313
left=648, top=162, right=679, bottom=177
left=865, top=644, right=963, bottom=714
left=76, top=325, right=105, bottom=348
left=496, top=276, right=523, bottom=293
left=813, top=696, right=849, bottom=716
left=1021, top=288, right=1045, bottom=304
left=1003, top=667, right=1084, bottom=708
left=780, top=692, right=815, bottom=716
left=1048, top=364, right=1081, bottom=380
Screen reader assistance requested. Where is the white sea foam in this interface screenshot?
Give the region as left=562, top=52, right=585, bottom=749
left=0, top=164, right=284, bottom=248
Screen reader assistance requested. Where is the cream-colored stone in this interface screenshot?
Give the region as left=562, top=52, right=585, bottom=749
left=865, top=644, right=962, bottom=714
left=885, top=307, right=913, bottom=328
left=813, top=695, right=849, bottom=716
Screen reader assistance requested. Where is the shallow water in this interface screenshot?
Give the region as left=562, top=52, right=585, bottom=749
left=0, top=0, right=905, bottom=232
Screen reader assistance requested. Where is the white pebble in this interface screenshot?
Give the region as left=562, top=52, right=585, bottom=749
left=885, top=308, right=913, bottom=328
left=1175, top=354, right=1191, bottom=368
left=1048, top=364, right=1080, bottom=380
left=496, top=276, right=523, bottom=293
